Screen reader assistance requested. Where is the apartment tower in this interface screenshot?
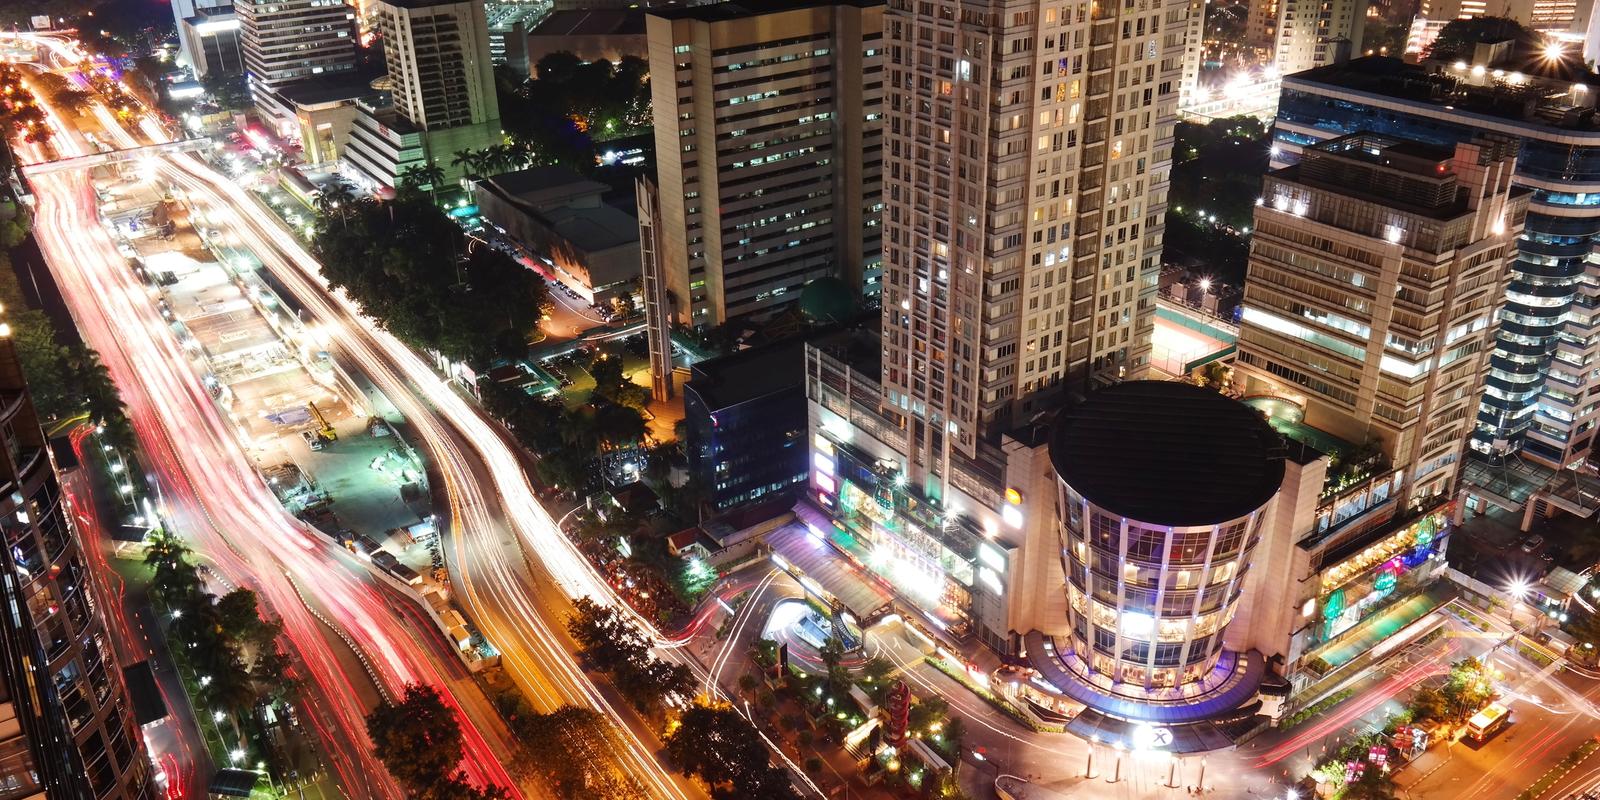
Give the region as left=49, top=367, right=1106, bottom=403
left=880, top=0, right=1183, bottom=493
left=1235, top=133, right=1526, bottom=503
left=0, top=331, right=155, bottom=799
left=642, top=0, right=885, bottom=329
left=343, top=0, right=503, bottom=189
left=236, top=0, right=359, bottom=134
left=1272, top=0, right=1366, bottom=75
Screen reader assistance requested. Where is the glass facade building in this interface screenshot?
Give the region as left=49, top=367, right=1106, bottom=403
left=1273, top=57, right=1600, bottom=469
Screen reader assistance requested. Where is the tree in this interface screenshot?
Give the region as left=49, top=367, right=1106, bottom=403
left=421, top=775, right=514, bottom=800
left=1426, top=17, right=1541, bottom=60
left=366, top=684, right=464, bottom=791
left=145, top=530, right=203, bottom=609
left=200, top=72, right=250, bottom=111
left=514, top=704, right=638, bottom=798
left=398, top=163, right=449, bottom=203
left=665, top=703, right=801, bottom=800
left=592, top=402, right=647, bottom=449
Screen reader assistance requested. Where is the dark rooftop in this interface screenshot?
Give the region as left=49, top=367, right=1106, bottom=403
left=649, top=0, right=882, bottom=23
left=1049, top=381, right=1287, bottom=526
left=686, top=339, right=807, bottom=410
left=1288, top=56, right=1600, bottom=131
left=276, top=78, right=378, bottom=108
left=530, top=9, right=645, bottom=36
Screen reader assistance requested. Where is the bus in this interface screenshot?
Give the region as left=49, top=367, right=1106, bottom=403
left=1466, top=702, right=1511, bottom=744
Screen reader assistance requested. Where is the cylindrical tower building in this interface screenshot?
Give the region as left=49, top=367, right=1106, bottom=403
left=1052, top=381, right=1286, bottom=692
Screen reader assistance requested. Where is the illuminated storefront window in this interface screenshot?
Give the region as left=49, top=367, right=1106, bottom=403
left=1312, top=510, right=1447, bottom=642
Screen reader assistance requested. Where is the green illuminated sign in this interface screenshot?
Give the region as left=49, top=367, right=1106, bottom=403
left=1323, top=589, right=1346, bottom=621
left=1375, top=571, right=1397, bottom=594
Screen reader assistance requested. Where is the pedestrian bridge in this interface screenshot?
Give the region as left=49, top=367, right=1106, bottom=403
left=21, top=137, right=212, bottom=176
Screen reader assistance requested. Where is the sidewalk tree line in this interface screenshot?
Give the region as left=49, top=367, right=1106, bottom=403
left=568, top=596, right=694, bottom=718
left=310, top=178, right=548, bottom=366
left=366, top=683, right=511, bottom=800
left=0, top=219, right=134, bottom=449
left=665, top=702, right=802, bottom=800
left=143, top=530, right=298, bottom=746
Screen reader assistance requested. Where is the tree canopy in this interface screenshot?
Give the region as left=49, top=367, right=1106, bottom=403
left=311, top=191, right=547, bottom=365
left=1426, top=17, right=1542, bottom=61
left=366, top=683, right=465, bottom=789
left=665, top=703, right=801, bottom=800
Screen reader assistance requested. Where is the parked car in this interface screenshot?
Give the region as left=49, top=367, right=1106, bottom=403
left=1521, top=534, right=1544, bottom=553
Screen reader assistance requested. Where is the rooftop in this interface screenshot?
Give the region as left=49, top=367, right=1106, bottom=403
left=529, top=9, right=646, bottom=36
left=540, top=203, right=638, bottom=252
left=483, top=165, right=609, bottom=207
left=1288, top=56, right=1600, bottom=132
left=276, top=78, right=378, bottom=108
left=649, top=0, right=882, bottom=23
left=1049, top=382, right=1287, bottom=526
left=686, top=339, right=807, bottom=410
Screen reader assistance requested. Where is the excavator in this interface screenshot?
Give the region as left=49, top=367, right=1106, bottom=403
left=307, top=402, right=337, bottom=444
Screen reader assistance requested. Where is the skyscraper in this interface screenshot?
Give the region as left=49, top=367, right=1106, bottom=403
left=1234, top=133, right=1527, bottom=504
left=236, top=0, right=359, bottom=136
left=342, top=0, right=503, bottom=190
left=641, top=0, right=885, bottom=328
left=0, top=330, right=154, bottom=799
left=880, top=0, right=1182, bottom=490
left=172, top=0, right=243, bottom=80
left=1274, top=56, right=1600, bottom=492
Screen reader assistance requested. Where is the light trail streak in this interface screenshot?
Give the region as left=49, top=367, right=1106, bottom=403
left=17, top=80, right=519, bottom=798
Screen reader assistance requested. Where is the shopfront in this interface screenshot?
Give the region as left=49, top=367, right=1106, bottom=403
left=1310, top=508, right=1449, bottom=646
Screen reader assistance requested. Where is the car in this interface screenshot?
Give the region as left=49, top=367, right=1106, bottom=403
left=1521, top=534, right=1544, bottom=553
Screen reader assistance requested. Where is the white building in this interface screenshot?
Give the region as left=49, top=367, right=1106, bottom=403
left=236, top=0, right=359, bottom=135
left=342, top=0, right=503, bottom=191
left=1272, top=0, right=1367, bottom=76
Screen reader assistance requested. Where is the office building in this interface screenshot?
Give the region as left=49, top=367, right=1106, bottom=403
left=640, top=0, right=883, bottom=333
left=1235, top=133, right=1527, bottom=505
left=342, top=0, right=503, bottom=190
left=1272, top=0, right=1366, bottom=76
left=173, top=0, right=245, bottom=79
left=0, top=333, right=155, bottom=799
left=683, top=341, right=810, bottom=512
left=236, top=0, right=359, bottom=136
left=1273, top=56, right=1600, bottom=521
left=486, top=1, right=547, bottom=74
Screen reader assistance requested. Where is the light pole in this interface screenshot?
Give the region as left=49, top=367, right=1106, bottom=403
left=1198, top=755, right=1207, bottom=792
left=1109, top=741, right=1124, bottom=784
left=1166, top=754, right=1180, bottom=788
left=1085, top=735, right=1098, bottom=779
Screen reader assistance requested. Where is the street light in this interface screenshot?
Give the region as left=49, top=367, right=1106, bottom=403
left=1109, top=741, right=1125, bottom=784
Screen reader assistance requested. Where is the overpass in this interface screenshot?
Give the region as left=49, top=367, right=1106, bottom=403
left=21, top=137, right=213, bottom=176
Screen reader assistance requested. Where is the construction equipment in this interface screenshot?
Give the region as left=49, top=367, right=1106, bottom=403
left=307, top=402, right=337, bottom=443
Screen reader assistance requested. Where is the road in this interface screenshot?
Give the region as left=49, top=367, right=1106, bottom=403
left=54, top=38, right=704, bottom=798
left=15, top=56, right=520, bottom=799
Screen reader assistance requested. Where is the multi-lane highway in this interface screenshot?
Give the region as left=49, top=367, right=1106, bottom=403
left=15, top=50, right=520, bottom=799
left=13, top=29, right=703, bottom=799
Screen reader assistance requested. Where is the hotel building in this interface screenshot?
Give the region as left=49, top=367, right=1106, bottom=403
left=236, top=0, right=359, bottom=135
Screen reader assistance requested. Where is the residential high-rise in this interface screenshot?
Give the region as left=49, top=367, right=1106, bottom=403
left=1272, top=0, right=1366, bottom=75
left=1274, top=56, right=1600, bottom=520
left=1234, top=133, right=1527, bottom=505
left=0, top=331, right=155, bottom=799
left=1178, top=0, right=1209, bottom=110
left=342, top=0, right=503, bottom=190
left=881, top=0, right=1183, bottom=490
left=641, top=0, right=885, bottom=329
left=236, top=0, right=359, bottom=135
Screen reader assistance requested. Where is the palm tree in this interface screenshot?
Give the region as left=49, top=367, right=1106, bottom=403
left=397, top=163, right=448, bottom=203
left=451, top=149, right=488, bottom=178
left=314, top=179, right=357, bottom=219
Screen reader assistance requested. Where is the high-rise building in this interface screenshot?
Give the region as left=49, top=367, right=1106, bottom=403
left=486, top=1, right=547, bottom=74
left=1247, top=0, right=1278, bottom=54
left=342, top=0, right=503, bottom=190
left=0, top=331, right=155, bottom=799
left=1273, top=57, right=1600, bottom=520
left=1178, top=0, right=1209, bottom=110
left=1234, top=133, right=1527, bottom=506
left=173, top=0, right=244, bottom=79
left=880, top=0, right=1183, bottom=488
left=236, top=0, right=359, bottom=135
left=640, top=0, right=884, bottom=329
left=1272, top=0, right=1366, bottom=75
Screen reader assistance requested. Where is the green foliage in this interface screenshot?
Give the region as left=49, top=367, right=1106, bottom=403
left=1426, top=16, right=1542, bottom=60
left=200, top=72, right=249, bottom=111
left=511, top=704, right=639, bottom=798
left=1282, top=689, right=1355, bottom=729
left=567, top=597, right=694, bottom=717
left=366, top=683, right=465, bottom=789
left=311, top=192, right=547, bottom=365
left=664, top=703, right=801, bottom=800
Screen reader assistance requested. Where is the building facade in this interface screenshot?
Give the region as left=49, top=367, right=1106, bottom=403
left=683, top=341, right=811, bottom=512
left=1273, top=57, right=1600, bottom=490
left=0, top=336, right=154, bottom=799
left=1235, top=133, right=1527, bottom=505
left=1271, top=0, right=1366, bottom=76
left=236, top=0, right=359, bottom=135
left=642, top=0, right=884, bottom=328
left=174, top=1, right=245, bottom=80
left=343, top=0, right=503, bottom=189
left=474, top=167, right=641, bottom=305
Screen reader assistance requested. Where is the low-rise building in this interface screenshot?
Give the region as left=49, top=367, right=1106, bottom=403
left=526, top=9, right=647, bottom=67
left=473, top=166, right=640, bottom=304
left=277, top=80, right=380, bottom=166
left=683, top=340, right=810, bottom=512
